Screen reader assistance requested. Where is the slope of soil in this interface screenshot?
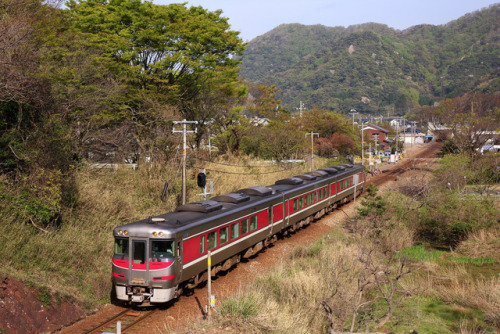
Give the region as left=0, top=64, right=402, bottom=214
left=0, top=276, right=85, bottom=334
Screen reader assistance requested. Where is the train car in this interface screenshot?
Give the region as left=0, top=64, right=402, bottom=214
left=112, top=164, right=365, bottom=305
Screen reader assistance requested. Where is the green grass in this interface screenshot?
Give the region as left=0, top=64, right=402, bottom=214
left=395, top=245, right=447, bottom=262
left=361, top=296, right=495, bottom=334
left=450, top=256, right=495, bottom=265
left=218, top=291, right=260, bottom=319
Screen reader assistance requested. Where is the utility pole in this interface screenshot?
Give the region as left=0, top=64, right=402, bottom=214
left=411, top=121, right=418, bottom=146
left=297, top=101, right=305, bottom=117
left=349, top=109, right=358, bottom=129
left=172, top=119, right=198, bottom=205
left=361, top=122, right=365, bottom=165
left=403, top=116, right=406, bottom=153
left=396, top=122, right=399, bottom=154
left=373, top=133, right=379, bottom=156
left=305, top=132, right=319, bottom=171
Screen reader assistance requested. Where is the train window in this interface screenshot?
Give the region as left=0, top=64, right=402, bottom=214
left=231, top=223, right=239, bottom=240
left=132, top=240, right=145, bottom=265
left=299, top=197, right=304, bottom=208
left=241, top=219, right=249, bottom=235
left=220, top=226, right=229, bottom=244
left=250, top=216, right=258, bottom=231
left=113, top=238, right=129, bottom=260
left=293, top=199, right=298, bottom=211
left=305, top=195, right=309, bottom=206
left=151, top=240, right=174, bottom=261
left=315, top=191, right=319, bottom=202
left=207, top=231, right=217, bottom=250
left=200, top=235, right=205, bottom=254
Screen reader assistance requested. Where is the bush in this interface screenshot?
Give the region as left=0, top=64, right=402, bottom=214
left=415, top=191, right=497, bottom=248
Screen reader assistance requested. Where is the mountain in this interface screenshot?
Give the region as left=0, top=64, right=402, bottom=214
left=239, top=4, right=500, bottom=115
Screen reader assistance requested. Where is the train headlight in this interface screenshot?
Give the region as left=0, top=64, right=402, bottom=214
left=159, top=232, right=164, bottom=237
left=117, top=230, right=122, bottom=235
left=152, top=232, right=157, bottom=237
left=123, top=230, right=128, bottom=235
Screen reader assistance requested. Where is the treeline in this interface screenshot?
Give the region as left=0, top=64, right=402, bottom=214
left=0, top=0, right=248, bottom=229
left=240, top=4, right=500, bottom=114
left=0, top=0, right=362, bottom=231
left=1, top=0, right=498, bottom=232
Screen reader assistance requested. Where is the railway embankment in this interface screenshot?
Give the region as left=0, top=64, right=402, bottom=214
left=177, top=142, right=499, bottom=333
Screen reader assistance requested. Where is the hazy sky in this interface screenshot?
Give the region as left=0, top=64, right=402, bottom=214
left=153, top=0, right=498, bottom=41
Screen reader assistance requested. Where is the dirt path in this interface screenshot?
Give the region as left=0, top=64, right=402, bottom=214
left=58, top=143, right=442, bottom=334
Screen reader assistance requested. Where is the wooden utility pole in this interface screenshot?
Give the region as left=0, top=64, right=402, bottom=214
left=172, top=119, right=198, bottom=204
left=305, top=132, right=319, bottom=171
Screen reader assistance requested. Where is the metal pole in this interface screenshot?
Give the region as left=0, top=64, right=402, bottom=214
left=305, top=132, right=319, bottom=172
left=207, top=250, right=212, bottom=317
left=297, top=101, right=305, bottom=117
left=172, top=119, right=198, bottom=205
left=361, top=123, right=364, bottom=166
left=182, top=121, right=187, bottom=205
left=349, top=109, right=357, bottom=129
left=396, top=122, right=399, bottom=154
left=403, top=117, right=406, bottom=152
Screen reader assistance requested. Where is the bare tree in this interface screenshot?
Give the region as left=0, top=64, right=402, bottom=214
left=350, top=247, right=414, bottom=331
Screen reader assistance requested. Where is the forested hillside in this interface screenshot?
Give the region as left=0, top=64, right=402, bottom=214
left=240, top=4, right=500, bottom=114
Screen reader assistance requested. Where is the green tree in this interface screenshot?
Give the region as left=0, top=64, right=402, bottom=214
left=67, top=0, right=245, bottom=109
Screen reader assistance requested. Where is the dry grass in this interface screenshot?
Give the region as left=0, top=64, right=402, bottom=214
left=0, top=155, right=330, bottom=309
left=456, top=228, right=500, bottom=261
left=196, top=238, right=390, bottom=333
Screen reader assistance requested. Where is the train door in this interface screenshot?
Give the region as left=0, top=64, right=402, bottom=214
left=174, top=241, right=183, bottom=282
left=131, top=239, right=148, bottom=285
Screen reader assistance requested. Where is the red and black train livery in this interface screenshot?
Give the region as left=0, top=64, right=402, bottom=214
left=112, top=164, right=365, bottom=305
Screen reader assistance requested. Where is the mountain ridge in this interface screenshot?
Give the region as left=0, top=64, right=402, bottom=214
left=239, top=4, right=500, bottom=114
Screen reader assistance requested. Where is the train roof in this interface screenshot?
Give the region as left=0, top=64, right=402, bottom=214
left=113, top=164, right=364, bottom=238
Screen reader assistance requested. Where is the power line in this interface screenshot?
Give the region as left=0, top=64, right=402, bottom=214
left=190, top=156, right=285, bottom=168
left=188, top=165, right=301, bottom=175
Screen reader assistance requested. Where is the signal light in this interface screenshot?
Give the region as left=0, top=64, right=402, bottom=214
left=197, top=172, right=206, bottom=188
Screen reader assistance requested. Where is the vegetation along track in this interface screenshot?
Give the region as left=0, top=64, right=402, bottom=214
left=59, top=143, right=442, bottom=334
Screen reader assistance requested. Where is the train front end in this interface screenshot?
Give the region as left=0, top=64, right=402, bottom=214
left=112, top=220, right=180, bottom=305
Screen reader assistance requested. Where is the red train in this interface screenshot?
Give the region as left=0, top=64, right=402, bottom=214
left=112, top=164, right=365, bottom=305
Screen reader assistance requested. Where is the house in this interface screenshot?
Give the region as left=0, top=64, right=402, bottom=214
left=363, top=123, right=392, bottom=151
left=389, top=118, right=405, bottom=128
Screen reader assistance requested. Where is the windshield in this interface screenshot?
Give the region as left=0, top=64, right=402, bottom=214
left=151, top=240, right=175, bottom=262
left=113, top=238, right=129, bottom=260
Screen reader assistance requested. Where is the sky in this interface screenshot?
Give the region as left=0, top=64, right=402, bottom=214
left=153, top=0, right=499, bottom=41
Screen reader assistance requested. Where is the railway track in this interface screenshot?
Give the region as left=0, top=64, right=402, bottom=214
left=83, top=307, right=158, bottom=334
left=370, top=142, right=442, bottom=186
left=62, top=143, right=443, bottom=334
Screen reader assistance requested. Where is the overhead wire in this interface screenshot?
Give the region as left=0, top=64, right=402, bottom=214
left=187, top=164, right=302, bottom=175
left=190, top=156, right=285, bottom=168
